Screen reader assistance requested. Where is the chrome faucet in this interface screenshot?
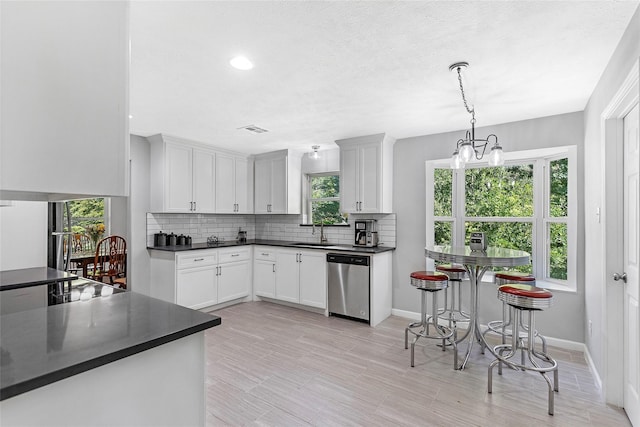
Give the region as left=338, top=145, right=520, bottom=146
left=312, top=222, right=328, bottom=243
left=320, top=222, right=328, bottom=243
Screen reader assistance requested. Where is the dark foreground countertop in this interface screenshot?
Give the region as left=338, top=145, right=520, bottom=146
left=148, top=239, right=395, bottom=254
left=0, top=267, right=77, bottom=291
left=0, top=292, right=221, bottom=401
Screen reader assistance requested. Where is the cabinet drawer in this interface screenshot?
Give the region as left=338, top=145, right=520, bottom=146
left=176, top=250, right=218, bottom=269
left=254, top=247, right=276, bottom=261
left=218, top=247, right=251, bottom=263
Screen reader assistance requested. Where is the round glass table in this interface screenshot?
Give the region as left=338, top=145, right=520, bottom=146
left=425, top=245, right=531, bottom=370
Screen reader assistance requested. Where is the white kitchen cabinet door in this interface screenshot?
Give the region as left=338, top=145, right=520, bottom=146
left=176, top=265, right=217, bottom=310
left=234, top=157, right=252, bottom=214
left=165, top=143, right=194, bottom=212
left=254, top=150, right=301, bottom=215
left=339, top=145, right=359, bottom=213
left=336, top=134, right=395, bottom=214
left=217, top=259, right=250, bottom=303
left=269, top=156, right=288, bottom=214
left=358, top=143, right=381, bottom=213
left=254, top=259, right=276, bottom=298
left=192, top=149, right=216, bottom=213
left=215, top=153, right=236, bottom=213
left=275, top=250, right=300, bottom=303
left=254, top=158, right=271, bottom=214
left=298, top=250, right=327, bottom=309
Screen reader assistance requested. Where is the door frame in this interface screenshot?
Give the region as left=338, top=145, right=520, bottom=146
left=602, top=59, right=639, bottom=406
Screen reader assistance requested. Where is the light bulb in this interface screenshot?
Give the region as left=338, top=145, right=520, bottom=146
left=459, top=142, right=474, bottom=162
left=229, top=56, right=254, bottom=70
left=487, top=144, right=504, bottom=166
left=450, top=151, right=465, bottom=169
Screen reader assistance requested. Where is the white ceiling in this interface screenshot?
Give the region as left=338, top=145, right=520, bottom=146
left=130, top=1, right=639, bottom=155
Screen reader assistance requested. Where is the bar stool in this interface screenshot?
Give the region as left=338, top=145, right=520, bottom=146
left=405, top=271, right=458, bottom=369
left=482, top=272, right=546, bottom=357
left=488, top=284, right=559, bottom=415
left=436, top=264, right=470, bottom=340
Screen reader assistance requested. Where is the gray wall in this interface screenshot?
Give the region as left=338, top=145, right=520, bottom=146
left=392, top=111, right=585, bottom=342
left=129, top=135, right=151, bottom=295
left=583, top=6, right=640, bottom=382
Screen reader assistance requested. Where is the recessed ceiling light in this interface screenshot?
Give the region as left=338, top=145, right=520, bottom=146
left=230, top=56, right=254, bottom=70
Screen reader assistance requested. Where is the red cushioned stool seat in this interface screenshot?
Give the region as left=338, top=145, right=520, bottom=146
left=495, top=271, right=536, bottom=285
left=498, top=284, right=553, bottom=310
left=410, top=271, right=448, bottom=290
left=436, top=264, right=466, bottom=281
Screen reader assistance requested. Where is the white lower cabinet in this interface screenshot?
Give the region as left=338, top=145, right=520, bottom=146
left=253, top=247, right=276, bottom=298
left=176, top=264, right=217, bottom=309
left=217, top=247, right=251, bottom=303
left=268, top=248, right=327, bottom=309
left=149, top=247, right=251, bottom=310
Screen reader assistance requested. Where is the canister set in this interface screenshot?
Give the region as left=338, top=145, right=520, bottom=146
left=153, top=231, right=192, bottom=247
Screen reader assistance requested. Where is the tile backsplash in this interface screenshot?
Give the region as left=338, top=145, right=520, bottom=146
left=147, top=213, right=396, bottom=247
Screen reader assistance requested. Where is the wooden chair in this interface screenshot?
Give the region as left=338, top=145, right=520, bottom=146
left=72, top=234, right=93, bottom=253
left=65, top=234, right=94, bottom=276
left=88, top=235, right=127, bottom=289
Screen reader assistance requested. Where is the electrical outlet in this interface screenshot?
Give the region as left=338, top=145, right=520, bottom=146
left=588, top=320, right=593, bottom=337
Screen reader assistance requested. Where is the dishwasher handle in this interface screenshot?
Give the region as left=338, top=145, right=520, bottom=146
left=326, top=253, right=370, bottom=267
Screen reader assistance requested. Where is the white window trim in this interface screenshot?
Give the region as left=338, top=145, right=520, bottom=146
left=426, top=146, right=577, bottom=292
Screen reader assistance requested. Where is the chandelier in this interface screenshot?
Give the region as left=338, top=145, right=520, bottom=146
left=449, top=62, right=504, bottom=169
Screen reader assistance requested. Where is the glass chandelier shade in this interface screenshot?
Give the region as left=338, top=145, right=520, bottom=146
left=487, top=143, right=505, bottom=166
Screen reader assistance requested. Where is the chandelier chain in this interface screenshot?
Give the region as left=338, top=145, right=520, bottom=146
left=456, top=67, right=475, bottom=119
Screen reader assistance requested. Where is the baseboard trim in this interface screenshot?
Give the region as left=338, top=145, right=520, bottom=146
left=391, top=308, right=586, bottom=353
left=584, top=345, right=603, bottom=391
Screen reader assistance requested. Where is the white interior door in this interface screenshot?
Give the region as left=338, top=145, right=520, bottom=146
left=623, top=102, right=640, bottom=426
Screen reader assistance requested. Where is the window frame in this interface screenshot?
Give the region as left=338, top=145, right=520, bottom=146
left=426, top=146, right=577, bottom=292
left=303, top=172, right=343, bottom=225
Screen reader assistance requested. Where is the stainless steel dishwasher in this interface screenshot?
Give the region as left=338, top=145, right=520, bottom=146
left=327, top=253, right=370, bottom=323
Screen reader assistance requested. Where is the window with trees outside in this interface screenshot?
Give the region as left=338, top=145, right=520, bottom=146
left=305, top=173, right=346, bottom=225
left=427, top=146, right=576, bottom=290
left=63, top=198, right=108, bottom=247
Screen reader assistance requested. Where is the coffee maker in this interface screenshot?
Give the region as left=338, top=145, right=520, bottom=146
left=354, top=219, right=378, bottom=247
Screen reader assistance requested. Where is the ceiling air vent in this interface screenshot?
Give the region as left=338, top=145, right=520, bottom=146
left=238, top=124, right=269, bottom=134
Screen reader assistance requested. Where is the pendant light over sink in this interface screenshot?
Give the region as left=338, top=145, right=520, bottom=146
left=309, top=145, right=321, bottom=160
left=449, top=62, right=504, bottom=169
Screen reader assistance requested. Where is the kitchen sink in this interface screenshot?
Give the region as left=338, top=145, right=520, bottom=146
left=291, top=242, right=336, bottom=247
left=290, top=242, right=347, bottom=250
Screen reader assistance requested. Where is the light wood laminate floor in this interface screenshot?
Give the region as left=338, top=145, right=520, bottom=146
left=205, top=301, right=630, bottom=426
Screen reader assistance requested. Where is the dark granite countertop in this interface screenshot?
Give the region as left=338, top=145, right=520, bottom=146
left=0, top=267, right=77, bottom=291
left=0, top=291, right=221, bottom=401
left=148, top=239, right=395, bottom=254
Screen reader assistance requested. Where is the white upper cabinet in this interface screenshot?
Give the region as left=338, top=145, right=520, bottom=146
left=0, top=2, right=129, bottom=200
left=215, top=153, right=253, bottom=214
left=149, top=134, right=252, bottom=214
left=150, top=136, right=216, bottom=213
left=335, top=133, right=395, bottom=214
left=254, top=150, right=302, bottom=214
